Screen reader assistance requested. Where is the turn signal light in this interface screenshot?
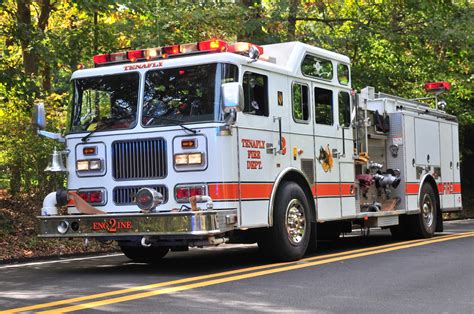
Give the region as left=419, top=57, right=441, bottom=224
left=175, top=184, right=206, bottom=202
left=83, top=146, right=97, bottom=155
left=76, top=190, right=104, bottom=205
left=181, top=139, right=197, bottom=149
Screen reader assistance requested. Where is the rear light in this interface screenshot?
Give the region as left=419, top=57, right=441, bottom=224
left=93, top=54, right=109, bottom=65
left=73, top=189, right=106, bottom=206
left=198, top=40, right=227, bottom=52
left=175, top=184, right=206, bottom=202
left=163, top=45, right=180, bottom=55
left=127, top=50, right=144, bottom=62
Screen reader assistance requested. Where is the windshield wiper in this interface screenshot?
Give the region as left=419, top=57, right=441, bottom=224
left=81, top=121, right=112, bottom=142
left=152, top=116, right=197, bottom=134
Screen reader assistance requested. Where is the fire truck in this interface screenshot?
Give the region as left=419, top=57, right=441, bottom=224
left=33, top=39, right=462, bottom=262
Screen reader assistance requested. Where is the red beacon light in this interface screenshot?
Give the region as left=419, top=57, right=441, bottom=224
left=163, top=45, right=180, bottom=55
left=198, top=39, right=227, bottom=52
left=127, top=50, right=145, bottom=62
left=424, top=81, right=451, bottom=94
left=93, top=54, right=110, bottom=65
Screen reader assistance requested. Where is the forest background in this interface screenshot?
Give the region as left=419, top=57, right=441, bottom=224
left=0, top=0, right=473, bottom=260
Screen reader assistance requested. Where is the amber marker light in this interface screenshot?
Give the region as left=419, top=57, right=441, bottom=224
left=181, top=139, right=197, bottom=149
left=83, top=146, right=97, bottom=155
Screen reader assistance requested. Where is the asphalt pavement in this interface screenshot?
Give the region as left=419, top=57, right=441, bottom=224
left=0, top=220, right=473, bottom=313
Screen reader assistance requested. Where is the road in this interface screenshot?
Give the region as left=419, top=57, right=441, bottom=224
left=0, top=220, right=473, bottom=313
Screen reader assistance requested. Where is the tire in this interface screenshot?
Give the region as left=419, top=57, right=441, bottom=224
left=405, top=184, right=438, bottom=238
left=258, top=182, right=311, bottom=261
left=120, top=246, right=169, bottom=263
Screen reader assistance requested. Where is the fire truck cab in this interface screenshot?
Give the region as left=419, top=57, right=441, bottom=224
left=34, top=40, right=462, bottom=262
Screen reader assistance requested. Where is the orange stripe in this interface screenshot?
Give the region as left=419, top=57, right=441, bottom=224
left=315, top=183, right=341, bottom=197
left=340, top=183, right=353, bottom=197
left=453, top=183, right=461, bottom=193
left=437, top=183, right=445, bottom=194
left=405, top=183, right=419, bottom=195
left=208, top=183, right=239, bottom=200
left=240, top=183, right=273, bottom=199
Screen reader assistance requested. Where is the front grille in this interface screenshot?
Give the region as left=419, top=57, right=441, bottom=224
left=112, top=138, right=167, bottom=180
left=113, top=185, right=168, bottom=205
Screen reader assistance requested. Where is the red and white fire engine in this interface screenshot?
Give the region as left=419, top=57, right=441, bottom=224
left=33, top=39, right=462, bottom=262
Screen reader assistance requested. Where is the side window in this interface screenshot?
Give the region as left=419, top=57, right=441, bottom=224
left=301, top=55, right=333, bottom=80
left=314, top=87, right=333, bottom=125
left=338, top=91, right=351, bottom=127
left=292, top=83, right=309, bottom=122
left=337, top=64, right=350, bottom=85
left=243, top=72, right=268, bottom=116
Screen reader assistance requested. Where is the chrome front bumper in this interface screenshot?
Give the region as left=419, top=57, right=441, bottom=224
left=38, top=209, right=238, bottom=238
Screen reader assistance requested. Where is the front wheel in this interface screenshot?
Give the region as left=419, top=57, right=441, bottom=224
left=120, top=246, right=169, bottom=263
left=258, top=182, right=311, bottom=261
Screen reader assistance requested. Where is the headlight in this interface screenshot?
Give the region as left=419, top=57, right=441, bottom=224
left=76, top=159, right=102, bottom=171
left=89, top=159, right=102, bottom=170
left=174, top=153, right=203, bottom=166
left=76, top=160, right=90, bottom=171
left=174, top=154, right=189, bottom=165
left=187, top=153, right=203, bottom=165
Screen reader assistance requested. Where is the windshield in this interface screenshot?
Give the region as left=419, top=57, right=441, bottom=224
left=142, top=63, right=238, bottom=127
left=70, top=73, right=139, bottom=132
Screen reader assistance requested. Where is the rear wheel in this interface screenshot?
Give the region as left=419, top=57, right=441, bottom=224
left=120, top=246, right=169, bottom=263
left=412, top=184, right=437, bottom=238
left=392, top=184, right=437, bottom=239
left=258, top=182, right=311, bottom=261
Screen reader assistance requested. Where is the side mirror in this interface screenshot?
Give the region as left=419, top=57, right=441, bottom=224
left=32, top=103, right=46, bottom=130
left=221, top=82, right=244, bottom=113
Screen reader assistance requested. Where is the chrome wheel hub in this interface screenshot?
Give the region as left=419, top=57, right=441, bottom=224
left=422, top=194, right=434, bottom=228
left=285, top=199, right=306, bottom=245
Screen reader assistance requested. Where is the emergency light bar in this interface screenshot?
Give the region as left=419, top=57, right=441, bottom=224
left=92, top=39, right=263, bottom=67
left=424, top=81, right=451, bottom=93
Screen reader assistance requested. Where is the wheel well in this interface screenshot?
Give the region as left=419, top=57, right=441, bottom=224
left=421, top=175, right=441, bottom=214
left=273, top=170, right=316, bottom=223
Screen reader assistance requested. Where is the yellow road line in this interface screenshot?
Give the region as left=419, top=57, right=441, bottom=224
left=34, top=232, right=474, bottom=314
left=35, top=232, right=474, bottom=313
left=0, top=232, right=470, bottom=314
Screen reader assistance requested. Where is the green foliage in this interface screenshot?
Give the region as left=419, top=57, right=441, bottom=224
left=0, top=0, right=472, bottom=197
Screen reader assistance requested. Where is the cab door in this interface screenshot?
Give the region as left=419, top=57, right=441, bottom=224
left=312, top=84, right=343, bottom=220
left=288, top=80, right=315, bottom=186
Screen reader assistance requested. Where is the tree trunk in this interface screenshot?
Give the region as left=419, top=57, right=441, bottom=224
left=287, top=0, right=299, bottom=41
left=16, top=0, right=38, bottom=75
